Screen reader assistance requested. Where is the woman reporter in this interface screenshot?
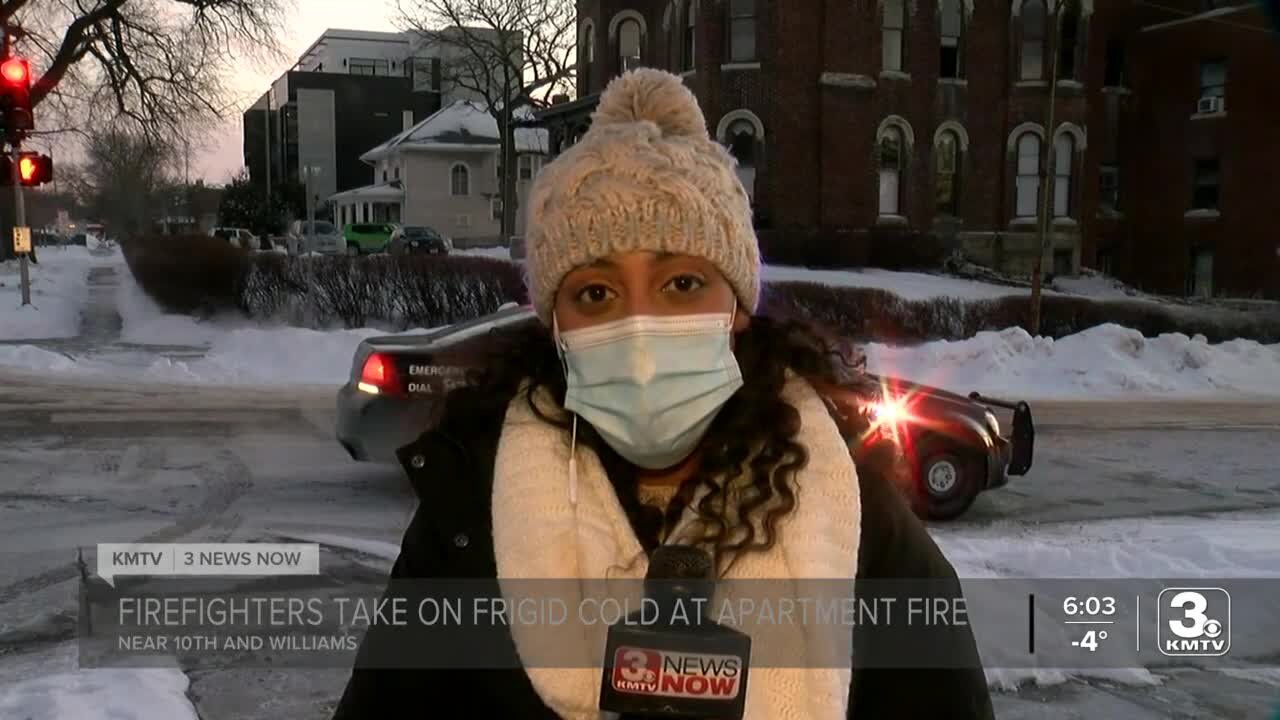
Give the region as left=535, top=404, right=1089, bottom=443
left=332, top=68, right=992, bottom=720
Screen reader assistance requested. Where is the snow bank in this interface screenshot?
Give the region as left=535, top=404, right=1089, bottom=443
left=0, top=642, right=196, bottom=720
left=866, top=324, right=1280, bottom=400
left=769, top=265, right=1040, bottom=301
left=114, top=264, right=228, bottom=347
left=138, top=326, right=393, bottom=385
left=933, top=510, right=1280, bottom=691
left=0, top=246, right=114, bottom=340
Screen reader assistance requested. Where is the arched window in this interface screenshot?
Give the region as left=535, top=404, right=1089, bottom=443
left=726, top=0, right=755, bottom=63
left=1021, top=0, right=1046, bottom=80
left=940, top=0, right=963, bottom=78
left=450, top=163, right=470, bottom=196
left=1053, top=133, right=1074, bottom=217
left=935, top=130, right=961, bottom=216
left=1058, top=4, right=1081, bottom=80
left=718, top=111, right=763, bottom=200
left=883, top=0, right=906, bottom=72
left=879, top=126, right=905, bottom=215
left=683, top=1, right=697, bottom=71
left=1015, top=133, right=1040, bottom=217
left=580, top=21, right=595, bottom=91
left=619, top=18, right=642, bottom=71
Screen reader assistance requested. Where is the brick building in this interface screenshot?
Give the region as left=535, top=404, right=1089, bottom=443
left=533, top=0, right=1279, bottom=299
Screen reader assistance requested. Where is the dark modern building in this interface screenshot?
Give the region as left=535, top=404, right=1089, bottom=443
left=242, top=30, right=442, bottom=208
left=535, top=0, right=1279, bottom=299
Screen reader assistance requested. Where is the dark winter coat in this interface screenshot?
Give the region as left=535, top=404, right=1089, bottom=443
left=330, top=386, right=995, bottom=719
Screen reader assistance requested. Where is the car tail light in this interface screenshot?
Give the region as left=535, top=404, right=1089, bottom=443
left=357, top=352, right=403, bottom=397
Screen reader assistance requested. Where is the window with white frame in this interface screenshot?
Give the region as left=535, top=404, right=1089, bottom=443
left=518, top=155, right=542, bottom=181
left=349, top=57, right=388, bottom=76
left=882, top=0, right=905, bottom=72
left=619, top=18, right=643, bottom=71
left=878, top=126, right=905, bottom=215
left=723, top=117, right=759, bottom=199
left=935, top=130, right=961, bottom=216
left=1020, top=0, right=1046, bottom=80
left=1053, top=134, right=1074, bottom=217
left=581, top=22, right=596, bottom=90
left=1199, top=60, right=1226, bottom=110
left=940, top=0, right=963, bottom=78
left=1015, top=133, right=1041, bottom=218
left=726, top=0, right=755, bottom=63
left=451, top=163, right=470, bottom=196
left=1100, top=165, right=1119, bottom=209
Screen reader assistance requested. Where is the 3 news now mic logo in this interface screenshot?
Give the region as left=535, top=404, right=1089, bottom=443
left=610, top=647, right=744, bottom=700
left=1157, top=587, right=1231, bottom=657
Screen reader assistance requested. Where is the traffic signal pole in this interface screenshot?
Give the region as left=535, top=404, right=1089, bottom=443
left=12, top=142, right=29, bottom=305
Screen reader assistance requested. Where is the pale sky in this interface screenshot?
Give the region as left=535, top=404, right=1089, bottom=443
left=194, top=0, right=405, bottom=184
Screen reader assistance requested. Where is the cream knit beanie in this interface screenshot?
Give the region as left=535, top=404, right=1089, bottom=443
left=522, top=68, right=761, bottom=324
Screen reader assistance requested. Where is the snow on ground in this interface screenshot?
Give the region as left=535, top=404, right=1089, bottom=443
left=0, top=246, right=116, bottom=340
left=934, top=510, right=1280, bottom=691
left=455, top=245, right=513, bottom=260
left=762, top=265, right=1042, bottom=301
left=866, top=323, right=1280, bottom=400
left=115, top=263, right=231, bottom=347
left=3, top=249, right=1277, bottom=399
left=0, top=642, right=195, bottom=720
left=278, top=532, right=401, bottom=562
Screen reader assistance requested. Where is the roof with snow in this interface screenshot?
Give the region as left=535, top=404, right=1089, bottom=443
left=329, top=181, right=405, bottom=204
left=362, top=100, right=548, bottom=162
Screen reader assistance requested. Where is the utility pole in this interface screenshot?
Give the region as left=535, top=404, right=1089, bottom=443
left=2, top=27, right=30, bottom=305
left=11, top=143, right=29, bottom=305
left=1028, top=1, right=1065, bottom=337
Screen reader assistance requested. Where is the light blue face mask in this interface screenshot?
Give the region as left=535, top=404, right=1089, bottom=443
left=555, top=308, right=745, bottom=477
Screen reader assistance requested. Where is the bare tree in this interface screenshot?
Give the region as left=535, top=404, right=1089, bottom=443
left=77, top=125, right=178, bottom=237
left=3, top=0, right=290, bottom=141
left=396, top=0, right=575, bottom=239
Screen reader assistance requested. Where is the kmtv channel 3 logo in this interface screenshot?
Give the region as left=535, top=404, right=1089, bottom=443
left=1157, top=588, right=1231, bottom=657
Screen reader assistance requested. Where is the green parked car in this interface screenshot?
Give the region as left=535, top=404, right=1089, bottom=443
left=342, top=223, right=397, bottom=255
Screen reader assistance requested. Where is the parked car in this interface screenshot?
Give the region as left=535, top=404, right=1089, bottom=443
left=388, top=225, right=451, bottom=255
left=33, top=231, right=64, bottom=247
left=334, top=305, right=1035, bottom=522
left=66, top=233, right=88, bottom=246
left=343, top=223, right=397, bottom=255
left=288, top=220, right=344, bottom=255
left=210, top=227, right=261, bottom=251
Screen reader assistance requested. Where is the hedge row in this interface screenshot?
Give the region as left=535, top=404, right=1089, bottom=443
left=121, top=234, right=527, bottom=330
left=760, top=281, right=1280, bottom=345
left=121, top=234, right=1279, bottom=343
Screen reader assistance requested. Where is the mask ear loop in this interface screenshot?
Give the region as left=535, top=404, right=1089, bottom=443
left=554, top=312, right=579, bottom=507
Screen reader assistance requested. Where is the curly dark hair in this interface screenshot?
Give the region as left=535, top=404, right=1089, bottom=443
left=447, top=314, right=876, bottom=576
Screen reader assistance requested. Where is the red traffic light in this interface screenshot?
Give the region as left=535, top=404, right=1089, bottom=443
left=0, top=58, right=28, bottom=86
left=17, top=154, right=36, bottom=182
left=1, top=152, right=52, bottom=186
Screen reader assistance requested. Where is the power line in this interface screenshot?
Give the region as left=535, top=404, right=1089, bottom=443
left=1129, top=0, right=1277, bottom=35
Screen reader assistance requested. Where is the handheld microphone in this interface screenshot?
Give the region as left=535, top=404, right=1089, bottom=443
left=598, top=546, right=751, bottom=720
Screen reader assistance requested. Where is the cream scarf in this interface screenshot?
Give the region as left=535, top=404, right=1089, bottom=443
left=491, top=374, right=862, bottom=720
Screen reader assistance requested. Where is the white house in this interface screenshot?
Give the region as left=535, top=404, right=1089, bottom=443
left=330, top=100, right=549, bottom=245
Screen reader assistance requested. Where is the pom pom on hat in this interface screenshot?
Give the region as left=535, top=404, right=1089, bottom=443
left=590, top=68, right=709, bottom=140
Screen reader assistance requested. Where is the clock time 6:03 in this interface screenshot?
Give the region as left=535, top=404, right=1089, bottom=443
left=1063, top=596, right=1117, bottom=616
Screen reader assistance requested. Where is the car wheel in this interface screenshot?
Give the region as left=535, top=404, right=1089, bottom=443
left=346, top=243, right=360, bottom=257
left=916, top=447, right=981, bottom=522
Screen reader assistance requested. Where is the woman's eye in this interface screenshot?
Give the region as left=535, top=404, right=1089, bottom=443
left=575, top=284, right=616, bottom=304
left=662, top=274, right=706, bottom=293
